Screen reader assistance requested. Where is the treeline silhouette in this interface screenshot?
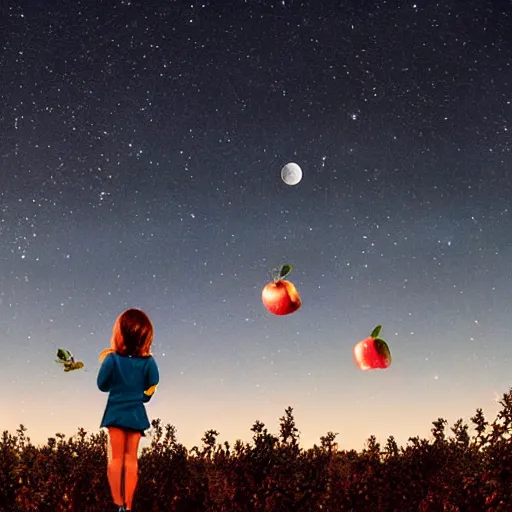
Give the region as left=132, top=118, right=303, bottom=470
left=3, top=390, right=512, bottom=511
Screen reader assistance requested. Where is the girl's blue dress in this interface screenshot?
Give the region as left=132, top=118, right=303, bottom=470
left=97, top=353, right=159, bottom=436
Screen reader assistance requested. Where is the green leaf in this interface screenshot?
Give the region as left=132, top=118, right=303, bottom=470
left=279, top=264, right=293, bottom=279
left=370, top=325, right=382, bottom=338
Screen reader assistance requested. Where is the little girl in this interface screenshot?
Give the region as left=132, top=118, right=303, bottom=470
left=97, top=308, right=160, bottom=512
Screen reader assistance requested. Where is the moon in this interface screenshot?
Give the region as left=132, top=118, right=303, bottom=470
left=281, top=162, right=303, bottom=186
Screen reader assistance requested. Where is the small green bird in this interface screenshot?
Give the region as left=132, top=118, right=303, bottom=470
left=55, top=348, right=85, bottom=372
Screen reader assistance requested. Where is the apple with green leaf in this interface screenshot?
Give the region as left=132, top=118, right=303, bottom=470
left=261, top=264, right=302, bottom=316
left=353, top=325, right=392, bottom=370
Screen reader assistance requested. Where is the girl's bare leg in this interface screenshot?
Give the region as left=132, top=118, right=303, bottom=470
left=123, top=430, right=142, bottom=510
left=107, top=427, right=126, bottom=506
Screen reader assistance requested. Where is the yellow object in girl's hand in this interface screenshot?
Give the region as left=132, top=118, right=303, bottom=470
left=144, top=384, right=157, bottom=396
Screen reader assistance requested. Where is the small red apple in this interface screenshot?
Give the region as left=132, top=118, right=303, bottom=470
left=353, top=325, right=392, bottom=370
left=262, top=264, right=302, bottom=316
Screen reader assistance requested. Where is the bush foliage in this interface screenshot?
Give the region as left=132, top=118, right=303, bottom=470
left=3, top=389, right=512, bottom=511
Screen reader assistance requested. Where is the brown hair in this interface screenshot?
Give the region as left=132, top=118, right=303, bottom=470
left=99, top=308, right=154, bottom=362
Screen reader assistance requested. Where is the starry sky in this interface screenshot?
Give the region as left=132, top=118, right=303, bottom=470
left=2, top=0, right=511, bottom=453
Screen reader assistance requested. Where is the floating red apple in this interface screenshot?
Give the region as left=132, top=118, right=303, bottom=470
left=353, top=325, right=392, bottom=370
left=262, top=264, right=302, bottom=316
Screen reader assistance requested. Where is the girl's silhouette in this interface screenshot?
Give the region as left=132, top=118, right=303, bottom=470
left=97, top=308, right=160, bottom=512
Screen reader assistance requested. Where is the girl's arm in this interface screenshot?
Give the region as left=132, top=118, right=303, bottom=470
left=143, top=357, right=160, bottom=402
left=97, top=354, right=115, bottom=392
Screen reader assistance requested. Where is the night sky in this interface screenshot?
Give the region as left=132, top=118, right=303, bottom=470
left=2, top=0, right=511, bottom=453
